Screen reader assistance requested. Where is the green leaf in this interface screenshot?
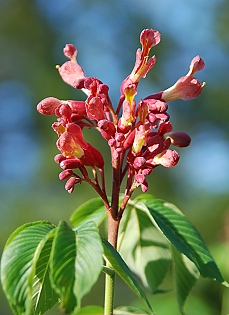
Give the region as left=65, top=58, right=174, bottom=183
left=173, top=247, right=199, bottom=314
left=139, top=197, right=225, bottom=283
left=1, top=221, right=55, bottom=315
left=50, top=220, right=104, bottom=313
left=72, top=305, right=104, bottom=315
left=73, top=221, right=104, bottom=303
left=50, top=221, right=77, bottom=313
left=119, top=204, right=171, bottom=292
left=70, top=197, right=107, bottom=228
left=31, top=229, right=59, bottom=314
left=114, top=306, right=151, bottom=314
left=102, top=238, right=154, bottom=314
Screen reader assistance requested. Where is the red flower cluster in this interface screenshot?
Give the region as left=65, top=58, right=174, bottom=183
left=37, top=29, right=204, bottom=201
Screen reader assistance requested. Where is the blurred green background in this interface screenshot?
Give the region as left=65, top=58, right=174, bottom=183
left=0, top=0, right=229, bottom=314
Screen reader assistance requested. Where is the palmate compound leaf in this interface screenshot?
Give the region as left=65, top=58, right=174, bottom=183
left=118, top=204, right=171, bottom=293
left=0, top=221, right=56, bottom=315
left=50, top=220, right=104, bottom=314
left=134, top=196, right=227, bottom=285
left=102, top=238, right=154, bottom=315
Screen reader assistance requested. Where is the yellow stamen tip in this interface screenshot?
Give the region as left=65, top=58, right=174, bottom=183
left=55, top=64, right=60, bottom=69
left=201, top=81, right=206, bottom=88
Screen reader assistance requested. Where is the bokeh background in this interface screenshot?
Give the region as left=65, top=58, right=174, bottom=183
left=0, top=0, right=229, bottom=314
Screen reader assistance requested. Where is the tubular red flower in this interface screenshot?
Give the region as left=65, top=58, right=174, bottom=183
left=121, top=29, right=160, bottom=95
left=129, top=29, right=160, bottom=83
left=57, top=133, right=85, bottom=158
left=162, top=76, right=203, bottom=101
left=86, top=96, right=105, bottom=121
left=58, top=44, right=86, bottom=89
left=37, top=97, right=62, bottom=115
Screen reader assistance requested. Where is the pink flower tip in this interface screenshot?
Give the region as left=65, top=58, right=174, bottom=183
left=63, top=44, right=77, bottom=61
left=187, top=56, right=205, bottom=76
left=37, top=97, right=62, bottom=115
left=140, top=29, right=161, bottom=49
left=154, top=149, right=180, bottom=167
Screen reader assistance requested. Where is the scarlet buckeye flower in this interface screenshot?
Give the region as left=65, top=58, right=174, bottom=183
left=121, top=29, right=160, bottom=94
left=37, top=28, right=205, bottom=197
left=57, top=44, right=86, bottom=90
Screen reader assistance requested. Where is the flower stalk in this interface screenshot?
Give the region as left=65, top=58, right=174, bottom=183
left=103, top=266, right=116, bottom=315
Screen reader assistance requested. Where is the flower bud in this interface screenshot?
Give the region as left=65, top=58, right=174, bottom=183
left=98, top=119, right=116, bottom=140
left=60, top=158, right=81, bottom=170
left=166, top=132, right=191, bottom=147
left=158, top=121, right=173, bottom=135
left=134, top=174, right=149, bottom=192
left=153, top=149, right=180, bottom=167
left=56, top=104, right=72, bottom=120
left=142, top=99, right=168, bottom=112
left=86, top=143, right=104, bottom=168
left=37, top=97, right=61, bottom=115
left=65, top=176, right=81, bottom=193
left=133, top=157, right=146, bottom=169
left=123, top=130, right=135, bottom=150
left=59, top=169, right=74, bottom=180
left=54, top=154, right=66, bottom=164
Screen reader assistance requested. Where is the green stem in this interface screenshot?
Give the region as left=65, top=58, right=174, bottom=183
left=104, top=265, right=115, bottom=315
left=104, top=211, right=120, bottom=315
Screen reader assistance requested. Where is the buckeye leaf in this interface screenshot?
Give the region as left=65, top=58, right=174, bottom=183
left=173, top=247, right=199, bottom=313
left=102, top=238, right=153, bottom=314
left=137, top=197, right=225, bottom=283
left=31, top=229, right=59, bottom=314
left=70, top=197, right=107, bottom=228
left=119, top=205, right=171, bottom=292
left=50, top=220, right=103, bottom=313
left=1, top=221, right=55, bottom=315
